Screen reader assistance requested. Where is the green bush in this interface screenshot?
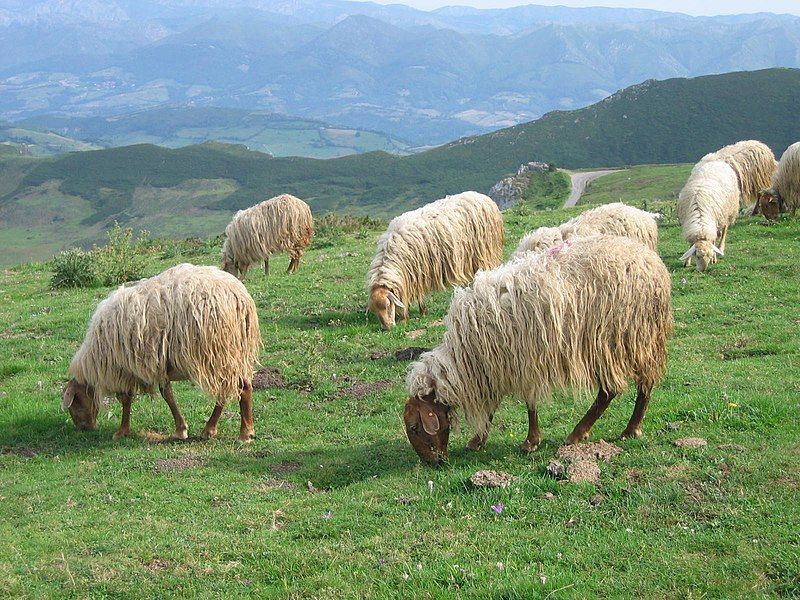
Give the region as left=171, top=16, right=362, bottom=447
left=93, top=223, right=148, bottom=286
left=50, top=248, right=98, bottom=289
left=311, top=213, right=386, bottom=249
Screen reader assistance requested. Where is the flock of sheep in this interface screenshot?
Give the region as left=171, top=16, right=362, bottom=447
left=60, top=139, right=799, bottom=465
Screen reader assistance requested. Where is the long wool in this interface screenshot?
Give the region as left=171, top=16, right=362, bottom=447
left=702, top=140, right=777, bottom=206
left=221, top=194, right=313, bottom=274
left=678, top=160, right=740, bottom=245
left=69, top=264, right=261, bottom=406
left=771, top=141, right=800, bottom=212
left=407, top=236, right=673, bottom=437
left=366, top=191, right=504, bottom=307
left=514, top=202, right=659, bottom=256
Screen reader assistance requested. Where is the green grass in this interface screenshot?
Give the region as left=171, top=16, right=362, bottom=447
left=579, top=164, right=694, bottom=206
left=0, top=198, right=798, bottom=597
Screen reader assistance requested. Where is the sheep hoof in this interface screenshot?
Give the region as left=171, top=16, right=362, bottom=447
left=171, top=429, right=189, bottom=441
left=466, top=435, right=486, bottom=451
left=112, top=428, right=130, bottom=440
left=238, top=431, right=255, bottom=443
left=565, top=430, right=589, bottom=445
left=620, top=428, right=642, bottom=440
left=199, top=428, right=216, bottom=440
left=520, top=439, right=540, bottom=453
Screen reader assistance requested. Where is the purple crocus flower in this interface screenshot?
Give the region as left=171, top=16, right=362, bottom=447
left=491, top=503, right=504, bottom=515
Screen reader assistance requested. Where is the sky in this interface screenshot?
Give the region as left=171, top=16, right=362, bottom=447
left=367, top=0, right=800, bottom=16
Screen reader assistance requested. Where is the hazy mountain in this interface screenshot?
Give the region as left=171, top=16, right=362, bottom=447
left=1, top=2, right=799, bottom=144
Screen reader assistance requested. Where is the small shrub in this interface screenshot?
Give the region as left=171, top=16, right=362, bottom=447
left=50, top=248, right=98, bottom=289
left=93, top=223, right=148, bottom=286
left=311, top=212, right=386, bottom=249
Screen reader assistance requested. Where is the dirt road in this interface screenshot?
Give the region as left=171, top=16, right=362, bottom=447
left=564, top=170, right=623, bottom=207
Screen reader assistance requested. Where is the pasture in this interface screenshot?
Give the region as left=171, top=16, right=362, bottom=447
left=0, top=195, right=798, bottom=597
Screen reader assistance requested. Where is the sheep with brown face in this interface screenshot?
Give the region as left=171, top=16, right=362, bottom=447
left=404, top=235, right=673, bottom=466
left=753, top=142, right=800, bottom=220
left=366, top=191, right=504, bottom=329
left=62, top=263, right=261, bottom=441
left=221, top=194, right=313, bottom=280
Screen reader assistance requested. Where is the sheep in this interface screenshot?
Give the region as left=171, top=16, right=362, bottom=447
left=677, top=160, right=740, bottom=272
left=366, top=191, right=504, bottom=329
left=61, top=263, right=262, bottom=441
left=403, top=235, right=673, bottom=465
left=701, top=140, right=777, bottom=208
left=513, top=202, right=660, bottom=257
left=753, top=141, right=800, bottom=220
left=220, top=193, right=313, bottom=280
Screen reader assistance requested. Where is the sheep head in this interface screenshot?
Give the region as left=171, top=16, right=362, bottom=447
left=61, top=379, right=98, bottom=431
left=753, top=188, right=783, bottom=221
left=367, top=285, right=405, bottom=329
left=403, top=393, right=451, bottom=466
left=681, top=241, right=723, bottom=272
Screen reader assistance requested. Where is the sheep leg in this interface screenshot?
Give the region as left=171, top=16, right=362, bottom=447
left=718, top=226, right=728, bottom=254
left=112, top=393, right=133, bottom=440
left=264, top=257, right=270, bottom=277
left=419, top=299, right=428, bottom=316
left=521, top=405, right=541, bottom=453
left=467, top=413, right=492, bottom=451
left=238, top=380, right=255, bottom=442
left=287, top=256, right=298, bottom=274
left=565, top=388, right=616, bottom=445
left=200, top=403, right=225, bottom=440
left=620, top=383, right=652, bottom=440
left=159, top=382, right=188, bottom=440
left=684, top=255, right=693, bottom=268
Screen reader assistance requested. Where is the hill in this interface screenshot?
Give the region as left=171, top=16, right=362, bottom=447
left=2, top=69, right=800, bottom=264
left=1, top=2, right=800, bottom=143
left=18, top=108, right=412, bottom=159
left=0, top=184, right=798, bottom=595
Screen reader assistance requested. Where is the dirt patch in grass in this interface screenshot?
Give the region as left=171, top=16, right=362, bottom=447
left=1, top=447, right=38, bottom=458
left=674, top=437, right=708, bottom=449
left=557, top=440, right=622, bottom=463
left=332, top=379, right=393, bottom=400
left=255, top=478, right=296, bottom=492
left=469, top=470, right=518, bottom=489
left=144, top=558, right=169, bottom=572
left=567, top=460, right=601, bottom=484
left=394, top=347, right=431, bottom=361
left=270, top=461, right=301, bottom=476
left=252, top=367, right=288, bottom=390
left=154, top=455, right=203, bottom=473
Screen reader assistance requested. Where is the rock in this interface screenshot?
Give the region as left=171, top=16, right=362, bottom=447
left=674, top=437, right=708, bottom=449
left=546, top=459, right=566, bottom=479
left=470, top=470, right=518, bottom=488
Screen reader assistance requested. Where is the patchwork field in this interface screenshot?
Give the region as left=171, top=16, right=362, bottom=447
left=0, top=193, right=798, bottom=597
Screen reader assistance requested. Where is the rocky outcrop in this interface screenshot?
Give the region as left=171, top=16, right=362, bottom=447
left=489, top=161, right=550, bottom=209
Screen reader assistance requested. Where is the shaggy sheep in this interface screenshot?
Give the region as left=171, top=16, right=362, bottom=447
left=701, top=140, right=777, bottom=207
left=61, top=264, right=262, bottom=441
left=753, top=142, right=800, bottom=220
left=677, top=160, right=740, bottom=272
left=221, top=194, right=313, bottom=280
left=514, top=202, right=660, bottom=256
left=366, top=191, right=504, bottom=329
left=403, top=235, right=673, bottom=465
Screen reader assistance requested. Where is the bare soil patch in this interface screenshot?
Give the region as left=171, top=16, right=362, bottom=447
left=270, top=461, right=301, bottom=476
left=557, top=440, right=623, bottom=463
left=567, top=459, right=601, bottom=484
left=252, top=367, right=288, bottom=390
left=395, top=347, right=431, bottom=361
left=154, top=455, right=203, bottom=473
left=674, top=437, right=708, bottom=449
left=469, top=470, right=518, bottom=489
left=255, top=478, right=296, bottom=492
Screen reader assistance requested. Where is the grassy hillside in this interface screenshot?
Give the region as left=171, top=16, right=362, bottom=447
left=579, top=164, right=694, bottom=206
left=2, top=69, right=799, bottom=264
left=20, top=108, right=412, bottom=159
left=0, top=124, right=101, bottom=156
left=0, top=192, right=798, bottom=596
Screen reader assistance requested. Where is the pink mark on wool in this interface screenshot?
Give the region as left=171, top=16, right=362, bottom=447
left=547, top=239, right=573, bottom=258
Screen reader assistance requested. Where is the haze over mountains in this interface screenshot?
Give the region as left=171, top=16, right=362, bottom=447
left=1, top=1, right=799, bottom=145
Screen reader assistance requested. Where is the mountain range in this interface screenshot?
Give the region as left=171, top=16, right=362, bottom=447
left=2, top=68, right=799, bottom=265
left=1, top=1, right=799, bottom=144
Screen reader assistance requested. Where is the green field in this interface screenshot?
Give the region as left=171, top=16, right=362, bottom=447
left=0, top=186, right=798, bottom=597
left=579, top=164, right=694, bottom=207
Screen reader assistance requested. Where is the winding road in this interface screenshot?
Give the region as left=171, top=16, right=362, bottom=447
left=564, top=169, right=623, bottom=207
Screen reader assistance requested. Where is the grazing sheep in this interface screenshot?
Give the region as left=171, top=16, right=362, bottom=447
left=366, top=191, right=504, bottom=329
left=403, top=236, right=673, bottom=465
left=753, top=141, right=800, bottom=220
left=677, top=160, right=740, bottom=272
left=701, top=140, right=777, bottom=207
left=514, top=202, right=660, bottom=256
left=61, top=264, right=262, bottom=441
left=221, top=194, right=313, bottom=280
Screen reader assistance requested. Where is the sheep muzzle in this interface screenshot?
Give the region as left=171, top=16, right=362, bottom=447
left=403, top=394, right=450, bottom=465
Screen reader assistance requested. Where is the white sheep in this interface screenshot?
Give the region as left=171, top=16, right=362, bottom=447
left=221, top=194, right=313, bottom=280
left=514, top=202, right=660, bottom=256
left=366, top=191, right=504, bottom=329
left=403, top=235, right=673, bottom=465
left=701, top=140, right=777, bottom=207
left=61, top=264, right=262, bottom=441
left=678, top=160, right=740, bottom=272
left=754, top=141, right=800, bottom=220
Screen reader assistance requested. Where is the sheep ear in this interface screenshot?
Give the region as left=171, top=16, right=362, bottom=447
left=61, top=384, right=75, bottom=410
left=387, top=291, right=406, bottom=309
left=680, top=245, right=697, bottom=261
left=418, top=405, right=440, bottom=436
left=712, top=244, right=724, bottom=257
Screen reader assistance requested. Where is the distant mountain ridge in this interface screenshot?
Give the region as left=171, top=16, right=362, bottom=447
left=1, top=68, right=798, bottom=265
left=1, top=2, right=799, bottom=144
